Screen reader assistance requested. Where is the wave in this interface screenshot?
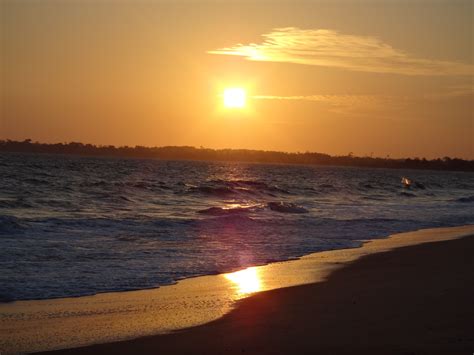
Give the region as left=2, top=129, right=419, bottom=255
left=33, top=199, right=74, bottom=208
left=230, top=180, right=290, bottom=194
left=455, top=196, right=474, bottom=203
left=0, top=215, right=24, bottom=234
left=79, top=180, right=171, bottom=191
left=203, top=213, right=256, bottom=225
left=267, top=201, right=308, bottom=213
left=185, top=179, right=290, bottom=197
left=399, top=192, right=416, bottom=197
left=123, top=181, right=171, bottom=191
left=414, top=182, right=426, bottom=189
left=192, top=185, right=237, bottom=196
left=0, top=198, right=34, bottom=209
left=198, top=205, right=261, bottom=216
left=80, top=180, right=108, bottom=187
left=23, top=177, right=50, bottom=185
left=198, top=202, right=308, bottom=215
left=223, top=179, right=268, bottom=188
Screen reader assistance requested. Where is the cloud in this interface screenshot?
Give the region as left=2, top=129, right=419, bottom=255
left=252, top=85, right=474, bottom=116
left=252, top=94, right=401, bottom=115
left=252, top=94, right=380, bottom=103
left=436, top=84, right=474, bottom=98
left=208, top=27, right=473, bottom=76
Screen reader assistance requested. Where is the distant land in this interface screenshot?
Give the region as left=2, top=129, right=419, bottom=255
left=1, top=139, right=473, bottom=172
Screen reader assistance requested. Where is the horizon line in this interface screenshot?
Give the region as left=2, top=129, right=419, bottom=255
left=0, top=138, right=472, bottom=162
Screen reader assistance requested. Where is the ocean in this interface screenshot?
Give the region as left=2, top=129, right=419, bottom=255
left=1, top=152, right=473, bottom=301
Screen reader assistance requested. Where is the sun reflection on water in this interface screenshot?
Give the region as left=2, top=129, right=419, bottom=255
left=224, top=267, right=262, bottom=296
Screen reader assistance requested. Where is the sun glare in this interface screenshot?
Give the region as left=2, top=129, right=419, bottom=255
left=224, top=267, right=261, bottom=295
left=223, top=88, right=246, bottom=108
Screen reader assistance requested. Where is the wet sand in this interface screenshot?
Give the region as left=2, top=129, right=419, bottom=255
left=1, top=226, right=473, bottom=354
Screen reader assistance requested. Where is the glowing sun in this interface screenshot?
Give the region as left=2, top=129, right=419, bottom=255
left=223, top=88, right=246, bottom=108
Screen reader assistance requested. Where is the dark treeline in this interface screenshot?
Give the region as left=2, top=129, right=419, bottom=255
left=1, top=139, right=473, bottom=172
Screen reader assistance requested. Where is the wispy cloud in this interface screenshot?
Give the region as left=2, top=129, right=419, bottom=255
left=252, top=86, right=473, bottom=116
left=209, top=27, right=473, bottom=76
left=252, top=94, right=381, bottom=104
left=252, top=94, right=401, bottom=115
left=436, top=84, right=474, bottom=98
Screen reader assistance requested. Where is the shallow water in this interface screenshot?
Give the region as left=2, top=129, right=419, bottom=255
left=1, top=152, right=473, bottom=301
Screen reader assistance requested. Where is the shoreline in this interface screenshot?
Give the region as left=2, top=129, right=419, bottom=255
left=2, top=151, right=474, bottom=173
left=1, top=225, right=473, bottom=354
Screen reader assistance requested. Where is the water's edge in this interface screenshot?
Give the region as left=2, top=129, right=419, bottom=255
left=1, top=224, right=473, bottom=354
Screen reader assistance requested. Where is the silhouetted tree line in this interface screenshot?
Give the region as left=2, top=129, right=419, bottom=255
left=1, top=139, right=473, bottom=172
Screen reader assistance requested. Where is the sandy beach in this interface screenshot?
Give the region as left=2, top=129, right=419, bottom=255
left=0, top=225, right=472, bottom=354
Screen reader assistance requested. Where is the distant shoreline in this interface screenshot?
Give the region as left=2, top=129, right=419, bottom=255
left=1, top=140, right=473, bottom=172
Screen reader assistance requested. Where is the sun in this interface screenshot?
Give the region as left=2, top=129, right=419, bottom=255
left=223, top=88, right=246, bottom=108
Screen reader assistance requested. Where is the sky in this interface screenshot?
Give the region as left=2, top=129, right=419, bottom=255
left=1, top=0, right=473, bottom=159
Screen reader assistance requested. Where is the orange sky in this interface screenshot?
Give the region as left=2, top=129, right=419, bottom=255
left=1, top=0, right=473, bottom=159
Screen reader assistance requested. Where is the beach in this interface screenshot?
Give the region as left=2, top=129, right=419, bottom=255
left=1, top=225, right=473, bottom=354
left=3, top=0, right=473, bottom=353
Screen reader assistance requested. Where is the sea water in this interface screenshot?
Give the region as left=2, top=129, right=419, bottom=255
left=1, top=152, right=473, bottom=301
